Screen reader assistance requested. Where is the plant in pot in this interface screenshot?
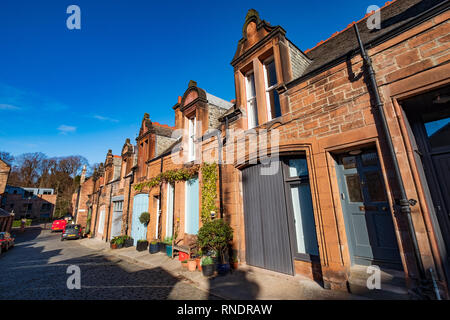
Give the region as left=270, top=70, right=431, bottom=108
left=181, top=259, right=188, bottom=269
left=197, top=219, right=233, bottom=276
left=115, top=236, right=125, bottom=249
left=139, top=212, right=150, bottom=225
left=195, top=248, right=203, bottom=271
left=200, top=256, right=215, bottom=277
left=149, top=239, right=159, bottom=254
left=123, top=235, right=134, bottom=248
left=136, top=239, right=148, bottom=252
left=110, top=236, right=118, bottom=249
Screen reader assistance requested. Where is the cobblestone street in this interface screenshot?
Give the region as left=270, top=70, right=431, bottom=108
left=0, top=226, right=216, bottom=300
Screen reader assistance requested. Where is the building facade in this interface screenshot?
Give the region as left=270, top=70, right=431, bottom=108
left=2, top=185, right=56, bottom=219
left=73, top=0, right=449, bottom=296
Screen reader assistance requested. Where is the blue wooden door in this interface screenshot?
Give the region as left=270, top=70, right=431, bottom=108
left=336, top=150, right=401, bottom=269
left=185, top=177, right=199, bottom=235
left=131, top=194, right=149, bottom=245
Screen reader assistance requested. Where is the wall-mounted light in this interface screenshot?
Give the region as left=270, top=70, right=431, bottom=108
left=348, top=149, right=362, bottom=156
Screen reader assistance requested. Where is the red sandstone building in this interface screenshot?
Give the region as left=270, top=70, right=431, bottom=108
left=74, top=0, right=449, bottom=297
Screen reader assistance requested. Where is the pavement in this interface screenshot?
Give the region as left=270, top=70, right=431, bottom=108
left=1, top=225, right=410, bottom=300
left=79, top=237, right=366, bottom=300
left=0, top=226, right=216, bottom=300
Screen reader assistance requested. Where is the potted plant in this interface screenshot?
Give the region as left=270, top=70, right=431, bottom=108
left=139, top=212, right=150, bottom=225
left=231, top=255, right=239, bottom=270
left=197, top=219, right=233, bottom=276
left=149, top=240, right=159, bottom=254
left=136, top=239, right=148, bottom=252
left=187, top=258, right=197, bottom=271
left=195, top=249, right=203, bottom=271
left=115, top=236, right=124, bottom=249
left=123, top=235, right=134, bottom=248
left=181, top=260, right=188, bottom=269
left=110, top=237, right=118, bottom=249
left=201, top=256, right=215, bottom=277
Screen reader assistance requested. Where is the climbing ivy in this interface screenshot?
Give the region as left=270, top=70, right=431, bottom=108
left=133, top=165, right=200, bottom=192
left=201, top=162, right=218, bottom=224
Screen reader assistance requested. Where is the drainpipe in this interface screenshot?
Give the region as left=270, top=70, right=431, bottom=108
left=157, top=157, right=164, bottom=240
left=353, top=24, right=426, bottom=283
left=124, top=168, right=135, bottom=235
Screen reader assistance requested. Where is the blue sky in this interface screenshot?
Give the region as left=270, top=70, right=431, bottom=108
left=0, top=0, right=386, bottom=165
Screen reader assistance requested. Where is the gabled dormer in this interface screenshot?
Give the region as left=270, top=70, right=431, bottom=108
left=104, top=149, right=121, bottom=183
left=135, top=113, right=177, bottom=179
left=120, top=138, right=135, bottom=179
left=173, top=80, right=233, bottom=163
left=230, top=9, right=311, bottom=129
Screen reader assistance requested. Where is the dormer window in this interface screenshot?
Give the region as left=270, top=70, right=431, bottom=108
left=263, top=57, right=281, bottom=121
left=245, top=71, right=258, bottom=129
left=188, top=116, right=196, bottom=161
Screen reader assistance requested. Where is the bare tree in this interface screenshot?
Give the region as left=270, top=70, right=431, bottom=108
left=0, top=151, right=14, bottom=165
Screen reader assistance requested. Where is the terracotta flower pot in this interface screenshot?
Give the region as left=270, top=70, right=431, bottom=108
left=181, top=262, right=188, bottom=269
left=195, top=258, right=202, bottom=271
left=187, top=259, right=197, bottom=272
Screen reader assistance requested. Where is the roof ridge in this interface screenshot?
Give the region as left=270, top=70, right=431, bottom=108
left=304, top=0, right=398, bottom=54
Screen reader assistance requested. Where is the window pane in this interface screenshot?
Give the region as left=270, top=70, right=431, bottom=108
left=265, top=60, right=277, bottom=87
left=268, top=89, right=281, bottom=119
left=424, top=116, right=450, bottom=149
left=290, top=183, right=319, bottom=255
left=246, top=73, right=256, bottom=99
left=288, top=159, right=308, bottom=177
left=345, top=174, right=363, bottom=202
left=364, top=171, right=387, bottom=202
left=361, top=152, right=378, bottom=167
left=342, top=156, right=356, bottom=169
left=247, top=98, right=258, bottom=128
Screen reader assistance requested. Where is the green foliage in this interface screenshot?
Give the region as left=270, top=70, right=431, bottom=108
left=12, top=219, right=32, bottom=228
left=150, top=240, right=158, bottom=245
left=139, top=212, right=150, bottom=225
left=133, top=166, right=200, bottom=192
left=163, top=236, right=173, bottom=245
left=201, top=162, right=218, bottom=224
left=201, top=256, right=214, bottom=266
left=197, top=219, right=233, bottom=261
left=137, top=239, right=148, bottom=244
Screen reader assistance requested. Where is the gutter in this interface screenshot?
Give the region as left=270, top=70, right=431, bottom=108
left=354, top=23, right=430, bottom=295
left=92, top=185, right=102, bottom=238
left=124, top=167, right=135, bottom=235
left=105, top=182, right=114, bottom=241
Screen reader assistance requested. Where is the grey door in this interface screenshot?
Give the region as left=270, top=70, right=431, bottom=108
left=336, top=150, right=401, bottom=268
left=242, top=161, right=294, bottom=275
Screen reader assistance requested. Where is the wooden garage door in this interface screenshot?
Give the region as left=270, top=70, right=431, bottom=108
left=242, top=161, right=294, bottom=275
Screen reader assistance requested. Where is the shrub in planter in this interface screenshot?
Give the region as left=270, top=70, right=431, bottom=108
left=115, top=237, right=124, bottom=249
left=110, top=236, right=119, bottom=249
left=123, top=236, right=134, bottom=248
left=181, top=260, right=188, bottom=269
left=201, top=256, right=215, bottom=277
left=139, top=212, right=150, bottom=225
left=166, top=244, right=173, bottom=257
left=136, top=240, right=148, bottom=252
left=149, top=240, right=159, bottom=254
left=197, top=219, right=233, bottom=265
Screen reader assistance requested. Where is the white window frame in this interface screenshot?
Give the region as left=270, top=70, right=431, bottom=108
left=263, top=56, right=279, bottom=121
left=245, top=71, right=258, bottom=129
left=188, top=116, right=196, bottom=161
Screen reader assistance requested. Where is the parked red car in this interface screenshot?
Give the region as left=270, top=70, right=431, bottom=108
left=0, top=232, right=14, bottom=254
left=51, top=219, right=67, bottom=232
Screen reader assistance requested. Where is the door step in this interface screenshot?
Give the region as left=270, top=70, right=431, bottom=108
left=347, top=265, right=410, bottom=300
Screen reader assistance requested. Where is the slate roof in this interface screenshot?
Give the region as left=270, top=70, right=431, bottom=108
left=300, top=0, right=447, bottom=80
left=206, top=92, right=234, bottom=110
